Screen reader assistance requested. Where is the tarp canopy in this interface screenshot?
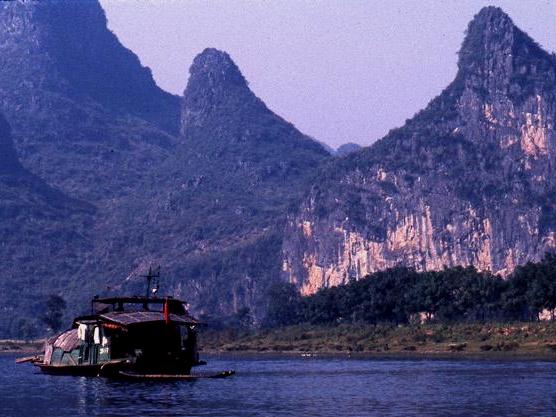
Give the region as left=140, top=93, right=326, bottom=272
left=52, top=329, right=80, bottom=352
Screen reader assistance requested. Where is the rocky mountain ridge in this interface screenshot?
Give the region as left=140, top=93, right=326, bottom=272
left=282, top=7, right=556, bottom=294
left=103, top=48, right=330, bottom=318
left=0, top=1, right=330, bottom=336
left=0, top=0, right=180, bottom=201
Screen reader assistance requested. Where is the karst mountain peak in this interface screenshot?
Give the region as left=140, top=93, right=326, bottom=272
left=188, top=48, right=249, bottom=91
left=283, top=6, right=556, bottom=294
left=467, top=6, right=515, bottom=37
left=181, top=48, right=271, bottom=135
left=458, top=6, right=555, bottom=90
left=0, top=0, right=181, bottom=137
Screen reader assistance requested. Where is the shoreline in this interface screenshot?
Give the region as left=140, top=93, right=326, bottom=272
left=0, top=339, right=43, bottom=354
left=200, top=349, right=556, bottom=362
left=4, top=348, right=555, bottom=362
left=5, top=321, right=556, bottom=362
left=199, top=322, right=556, bottom=361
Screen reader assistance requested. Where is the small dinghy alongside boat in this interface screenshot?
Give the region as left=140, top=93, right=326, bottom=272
left=116, top=370, right=235, bottom=381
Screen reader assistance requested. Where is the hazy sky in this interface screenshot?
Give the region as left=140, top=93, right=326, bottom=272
left=99, top=0, right=556, bottom=149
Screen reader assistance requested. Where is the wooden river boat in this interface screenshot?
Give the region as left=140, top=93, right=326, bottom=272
left=17, top=268, right=234, bottom=380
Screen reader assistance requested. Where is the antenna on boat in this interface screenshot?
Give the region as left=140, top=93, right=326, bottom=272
left=141, top=265, right=161, bottom=303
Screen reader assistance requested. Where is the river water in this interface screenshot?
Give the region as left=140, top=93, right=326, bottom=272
left=1, top=353, right=555, bottom=416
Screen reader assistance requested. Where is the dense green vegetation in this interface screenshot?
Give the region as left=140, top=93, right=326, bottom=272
left=201, top=254, right=556, bottom=356
left=265, top=255, right=556, bottom=327
left=200, top=322, right=556, bottom=357
left=40, top=295, right=67, bottom=333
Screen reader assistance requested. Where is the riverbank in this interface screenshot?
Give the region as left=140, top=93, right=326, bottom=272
left=4, top=322, right=556, bottom=360
left=0, top=339, right=42, bottom=354
left=199, top=322, right=556, bottom=360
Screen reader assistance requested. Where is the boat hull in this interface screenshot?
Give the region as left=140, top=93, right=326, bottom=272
left=33, top=360, right=223, bottom=380
left=35, top=363, right=103, bottom=377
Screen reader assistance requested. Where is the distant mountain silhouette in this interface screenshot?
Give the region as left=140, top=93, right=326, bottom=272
left=335, top=143, right=362, bottom=157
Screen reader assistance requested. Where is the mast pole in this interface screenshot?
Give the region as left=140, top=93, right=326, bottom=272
left=146, top=266, right=152, bottom=300
left=141, top=266, right=160, bottom=310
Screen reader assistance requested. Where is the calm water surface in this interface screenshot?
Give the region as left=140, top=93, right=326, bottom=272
left=1, top=353, right=556, bottom=416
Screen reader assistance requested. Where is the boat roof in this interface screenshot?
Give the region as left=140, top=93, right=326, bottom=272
left=92, top=296, right=187, bottom=305
left=99, top=311, right=199, bottom=326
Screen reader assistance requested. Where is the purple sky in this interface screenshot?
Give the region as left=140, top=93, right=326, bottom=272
left=99, top=0, right=556, bottom=149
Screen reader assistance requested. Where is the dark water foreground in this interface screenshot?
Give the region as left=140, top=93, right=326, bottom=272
left=1, top=354, right=556, bottom=417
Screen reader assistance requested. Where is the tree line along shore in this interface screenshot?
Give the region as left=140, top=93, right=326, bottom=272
left=198, top=322, right=556, bottom=358
left=198, top=255, right=556, bottom=358
left=4, top=256, right=556, bottom=358
left=261, top=257, right=556, bottom=329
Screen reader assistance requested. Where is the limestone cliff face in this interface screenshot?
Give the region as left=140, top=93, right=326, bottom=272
left=282, top=7, right=556, bottom=294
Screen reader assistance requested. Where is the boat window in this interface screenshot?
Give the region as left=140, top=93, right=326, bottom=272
left=51, top=348, right=63, bottom=364
left=82, top=345, right=89, bottom=362
left=70, top=348, right=81, bottom=365
left=60, top=352, right=75, bottom=365
left=99, top=345, right=110, bottom=361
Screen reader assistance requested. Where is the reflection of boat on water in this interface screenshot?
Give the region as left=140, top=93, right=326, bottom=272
left=17, top=267, right=234, bottom=380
